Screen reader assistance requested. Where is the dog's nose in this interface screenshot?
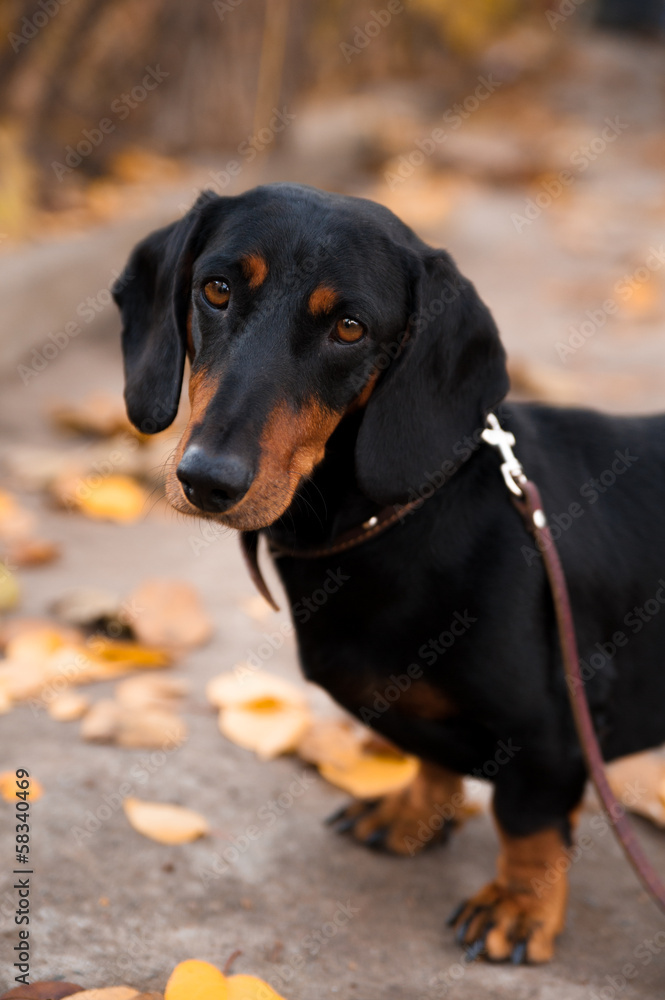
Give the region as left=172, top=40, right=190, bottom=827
left=176, top=446, right=253, bottom=513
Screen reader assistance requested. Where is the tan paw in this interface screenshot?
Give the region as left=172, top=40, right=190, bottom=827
left=327, top=762, right=467, bottom=855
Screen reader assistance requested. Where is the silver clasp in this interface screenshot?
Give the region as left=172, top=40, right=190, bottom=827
left=481, top=412, right=527, bottom=497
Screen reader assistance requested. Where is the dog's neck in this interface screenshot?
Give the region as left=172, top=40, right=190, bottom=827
left=266, top=412, right=380, bottom=550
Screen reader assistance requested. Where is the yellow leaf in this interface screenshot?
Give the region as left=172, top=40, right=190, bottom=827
left=123, top=797, right=209, bottom=844
left=206, top=670, right=307, bottom=710
left=297, top=719, right=363, bottom=770
left=0, top=563, right=20, bottom=611
left=319, top=751, right=419, bottom=799
left=227, top=974, right=287, bottom=999
left=64, top=474, right=147, bottom=523
left=607, top=752, right=665, bottom=827
left=0, top=770, right=43, bottom=802
left=165, top=959, right=228, bottom=1000
left=219, top=704, right=311, bottom=760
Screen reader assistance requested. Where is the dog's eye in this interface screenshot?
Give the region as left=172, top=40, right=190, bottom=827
left=335, top=317, right=366, bottom=344
left=202, top=279, right=230, bottom=308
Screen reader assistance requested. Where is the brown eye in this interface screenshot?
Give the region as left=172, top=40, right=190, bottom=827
left=335, top=317, right=365, bottom=344
left=203, top=279, right=230, bottom=308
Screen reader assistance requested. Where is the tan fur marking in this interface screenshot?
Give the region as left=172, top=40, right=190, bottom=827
left=349, top=368, right=380, bottom=411
left=345, top=762, right=466, bottom=854
left=308, top=285, right=339, bottom=315
left=397, top=682, right=458, bottom=720
left=453, top=822, right=569, bottom=962
left=241, top=254, right=269, bottom=289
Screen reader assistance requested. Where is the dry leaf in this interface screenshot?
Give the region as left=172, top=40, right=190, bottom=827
left=0, top=564, right=20, bottom=611
left=297, top=719, right=363, bottom=770
left=54, top=474, right=147, bottom=523
left=115, top=674, right=188, bottom=711
left=47, top=691, right=90, bottom=721
left=50, top=393, right=135, bottom=438
left=0, top=983, right=83, bottom=998
left=227, top=976, right=286, bottom=1000
left=85, top=638, right=171, bottom=675
left=319, top=750, right=419, bottom=799
left=165, top=960, right=228, bottom=1000
left=80, top=700, right=123, bottom=742
left=238, top=595, right=275, bottom=622
left=123, top=798, right=209, bottom=844
left=0, top=490, right=35, bottom=542
left=6, top=538, right=60, bottom=567
left=129, top=579, right=213, bottom=648
left=0, top=771, right=43, bottom=802
left=0, top=618, right=83, bottom=652
left=206, top=670, right=307, bottom=710
left=116, top=707, right=187, bottom=749
left=51, top=587, right=120, bottom=627
left=219, top=704, right=311, bottom=760
left=60, top=990, right=139, bottom=1000
left=607, top=752, right=665, bottom=827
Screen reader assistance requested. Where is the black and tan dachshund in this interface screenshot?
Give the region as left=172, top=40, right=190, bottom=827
left=114, top=183, right=665, bottom=963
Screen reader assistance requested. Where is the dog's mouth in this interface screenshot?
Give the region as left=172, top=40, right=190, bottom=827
left=166, top=398, right=344, bottom=531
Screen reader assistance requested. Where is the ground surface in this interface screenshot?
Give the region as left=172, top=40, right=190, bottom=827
left=2, top=28, right=665, bottom=1000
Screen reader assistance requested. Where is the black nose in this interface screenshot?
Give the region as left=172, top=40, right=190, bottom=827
left=176, top=446, right=253, bottom=513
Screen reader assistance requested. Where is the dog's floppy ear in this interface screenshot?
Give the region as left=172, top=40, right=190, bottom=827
left=356, top=250, right=509, bottom=504
left=113, top=191, right=218, bottom=433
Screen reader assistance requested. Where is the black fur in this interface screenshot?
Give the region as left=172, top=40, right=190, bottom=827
left=116, top=182, right=665, bottom=848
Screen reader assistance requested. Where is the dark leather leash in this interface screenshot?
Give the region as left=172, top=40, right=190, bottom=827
left=241, top=411, right=665, bottom=914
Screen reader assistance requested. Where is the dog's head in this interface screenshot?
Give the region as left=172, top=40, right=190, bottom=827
left=114, top=183, right=508, bottom=528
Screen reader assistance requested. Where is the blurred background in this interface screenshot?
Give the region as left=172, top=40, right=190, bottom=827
left=1, top=2, right=665, bottom=997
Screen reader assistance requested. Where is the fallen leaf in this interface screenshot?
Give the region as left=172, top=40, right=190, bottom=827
left=51, top=587, right=120, bottom=627
left=6, top=538, right=60, bottom=567
left=54, top=474, right=147, bottom=524
left=319, top=750, right=419, bottom=799
left=129, top=579, right=213, bottom=648
left=60, top=990, right=139, bottom=1000
left=0, top=563, right=20, bottom=611
left=0, top=490, right=35, bottom=542
left=47, top=691, right=90, bottom=721
left=206, top=670, right=307, bottom=710
left=238, top=595, right=276, bottom=622
left=297, top=719, right=363, bottom=770
left=165, top=960, right=228, bottom=1000
left=0, top=618, right=83, bottom=651
left=0, top=771, right=43, bottom=802
left=115, top=674, right=188, bottom=711
left=80, top=700, right=123, bottom=742
left=0, top=983, right=83, bottom=999
left=50, top=393, right=135, bottom=438
left=116, top=707, right=187, bottom=749
left=219, top=704, right=311, bottom=760
left=607, top=752, right=665, bottom=827
left=227, top=976, right=286, bottom=1000
left=123, top=798, right=209, bottom=844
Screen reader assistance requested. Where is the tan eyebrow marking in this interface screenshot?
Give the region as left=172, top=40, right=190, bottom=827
left=241, top=254, right=269, bottom=289
left=308, top=286, right=339, bottom=316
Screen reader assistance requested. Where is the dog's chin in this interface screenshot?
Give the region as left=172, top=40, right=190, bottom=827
left=165, top=477, right=297, bottom=532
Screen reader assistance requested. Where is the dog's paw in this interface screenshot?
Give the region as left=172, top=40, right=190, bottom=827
left=326, top=763, right=466, bottom=855
left=449, top=878, right=566, bottom=964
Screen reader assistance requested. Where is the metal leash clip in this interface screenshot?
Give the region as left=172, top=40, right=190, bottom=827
left=481, top=412, right=528, bottom=498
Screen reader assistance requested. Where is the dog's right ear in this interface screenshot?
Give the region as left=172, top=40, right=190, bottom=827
left=113, top=191, right=219, bottom=433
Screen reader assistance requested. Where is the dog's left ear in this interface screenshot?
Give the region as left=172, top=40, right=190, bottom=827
left=113, top=191, right=218, bottom=433
left=356, top=250, right=509, bottom=505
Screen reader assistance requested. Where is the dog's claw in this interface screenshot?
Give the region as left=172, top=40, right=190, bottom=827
left=455, top=907, right=481, bottom=944
left=330, top=817, right=357, bottom=835
left=464, top=937, right=486, bottom=963
left=446, top=900, right=468, bottom=927
left=510, top=939, right=528, bottom=965
left=325, top=804, right=350, bottom=826
left=364, top=826, right=388, bottom=848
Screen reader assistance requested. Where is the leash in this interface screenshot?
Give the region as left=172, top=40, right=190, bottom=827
left=241, top=411, right=665, bottom=913
left=482, top=412, right=665, bottom=915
